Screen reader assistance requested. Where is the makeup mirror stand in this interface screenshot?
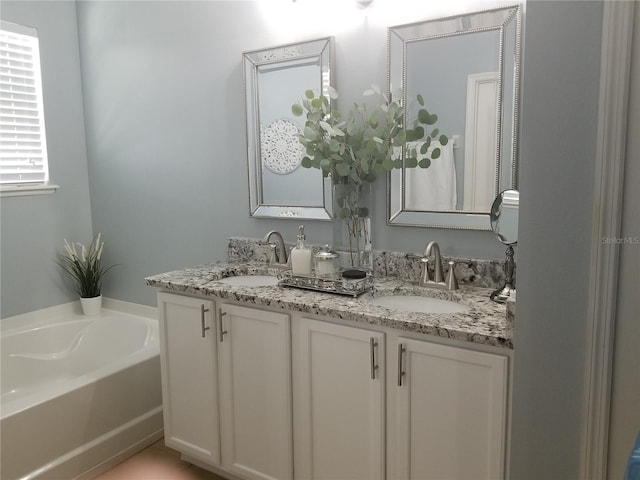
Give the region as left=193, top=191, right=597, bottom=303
left=490, top=245, right=516, bottom=302
left=489, top=189, right=519, bottom=303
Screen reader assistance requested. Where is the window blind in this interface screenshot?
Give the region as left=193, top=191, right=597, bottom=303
left=0, top=21, right=49, bottom=185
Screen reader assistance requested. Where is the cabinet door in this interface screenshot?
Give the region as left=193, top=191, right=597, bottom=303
left=293, top=316, right=385, bottom=480
left=218, top=303, right=293, bottom=480
left=393, top=338, right=508, bottom=480
left=157, top=292, right=220, bottom=466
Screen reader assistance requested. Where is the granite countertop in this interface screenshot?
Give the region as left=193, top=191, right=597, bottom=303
left=146, top=261, right=512, bottom=349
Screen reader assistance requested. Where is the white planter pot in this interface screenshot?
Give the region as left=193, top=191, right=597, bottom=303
left=80, top=295, right=102, bottom=316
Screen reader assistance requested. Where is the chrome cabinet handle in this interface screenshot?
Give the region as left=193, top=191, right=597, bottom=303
left=397, top=343, right=406, bottom=386
left=218, top=308, right=228, bottom=342
left=370, top=337, right=379, bottom=380
left=200, top=305, right=210, bottom=338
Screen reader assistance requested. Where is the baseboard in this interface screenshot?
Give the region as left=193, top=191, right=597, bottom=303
left=74, top=428, right=164, bottom=480
left=25, top=407, right=164, bottom=480
left=181, top=455, right=245, bottom=480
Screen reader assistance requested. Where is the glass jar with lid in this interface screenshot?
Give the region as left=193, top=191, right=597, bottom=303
left=314, top=245, right=340, bottom=279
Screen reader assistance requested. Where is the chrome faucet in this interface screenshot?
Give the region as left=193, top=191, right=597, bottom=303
left=418, top=241, right=458, bottom=290
left=261, top=230, right=289, bottom=267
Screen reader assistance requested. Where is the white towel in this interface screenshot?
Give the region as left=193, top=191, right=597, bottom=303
left=405, top=139, right=457, bottom=211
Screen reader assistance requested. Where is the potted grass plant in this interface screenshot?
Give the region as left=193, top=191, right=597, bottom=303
left=57, top=233, right=116, bottom=315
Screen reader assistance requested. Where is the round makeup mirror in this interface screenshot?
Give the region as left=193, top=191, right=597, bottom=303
left=490, top=189, right=519, bottom=245
left=490, top=189, right=519, bottom=302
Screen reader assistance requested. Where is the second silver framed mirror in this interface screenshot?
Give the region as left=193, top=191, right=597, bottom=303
left=387, top=5, right=521, bottom=229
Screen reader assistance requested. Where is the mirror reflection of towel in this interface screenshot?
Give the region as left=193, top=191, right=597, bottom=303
left=405, top=140, right=457, bottom=211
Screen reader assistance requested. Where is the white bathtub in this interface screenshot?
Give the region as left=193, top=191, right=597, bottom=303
left=1, top=306, right=163, bottom=480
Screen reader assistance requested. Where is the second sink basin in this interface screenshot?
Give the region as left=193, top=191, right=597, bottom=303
left=217, top=275, right=279, bottom=287
left=369, top=295, right=470, bottom=314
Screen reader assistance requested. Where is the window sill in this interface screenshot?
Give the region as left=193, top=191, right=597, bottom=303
left=0, top=183, right=60, bottom=198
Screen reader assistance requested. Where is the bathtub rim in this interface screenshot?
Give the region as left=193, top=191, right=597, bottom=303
left=1, top=298, right=159, bottom=421
left=1, top=297, right=157, bottom=334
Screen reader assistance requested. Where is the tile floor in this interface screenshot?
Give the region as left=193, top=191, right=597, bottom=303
left=94, top=439, right=226, bottom=480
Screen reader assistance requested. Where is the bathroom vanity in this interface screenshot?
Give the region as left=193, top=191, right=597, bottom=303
left=143, top=2, right=521, bottom=476
left=146, top=249, right=513, bottom=480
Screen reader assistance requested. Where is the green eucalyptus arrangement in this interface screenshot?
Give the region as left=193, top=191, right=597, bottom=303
left=291, top=84, right=448, bottom=186
left=291, top=85, right=448, bottom=271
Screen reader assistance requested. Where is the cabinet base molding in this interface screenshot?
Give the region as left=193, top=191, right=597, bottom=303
left=182, top=455, right=243, bottom=480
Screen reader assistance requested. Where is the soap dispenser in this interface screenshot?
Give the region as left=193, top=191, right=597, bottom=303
left=291, top=225, right=312, bottom=275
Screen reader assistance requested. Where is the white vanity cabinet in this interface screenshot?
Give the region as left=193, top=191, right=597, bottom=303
left=217, top=303, right=293, bottom=480
left=388, top=337, right=508, bottom=480
left=157, top=293, right=293, bottom=480
left=157, top=290, right=509, bottom=480
left=157, top=292, right=221, bottom=466
left=292, top=316, right=386, bottom=480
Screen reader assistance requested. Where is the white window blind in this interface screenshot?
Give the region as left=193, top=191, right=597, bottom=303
left=0, top=21, right=49, bottom=186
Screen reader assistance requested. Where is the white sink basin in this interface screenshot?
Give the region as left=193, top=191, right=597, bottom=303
left=217, top=275, right=279, bottom=287
left=369, top=295, right=469, bottom=314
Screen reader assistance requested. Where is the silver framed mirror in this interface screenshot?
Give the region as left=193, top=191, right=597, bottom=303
left=244, top=37, right=335, bottom=220
left=387, top=5, right=521, bottom=229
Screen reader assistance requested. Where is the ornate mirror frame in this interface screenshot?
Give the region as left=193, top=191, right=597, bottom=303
left=244, top=37, right=334, bottom=220
left=387, top=5, right=521, bottom=230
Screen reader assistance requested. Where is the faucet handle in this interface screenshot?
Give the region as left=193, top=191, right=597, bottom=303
left=445, top=261, right=459, bottom=290
left=261, top=243, right=278, bottom=264
left=414, top=254, right=432, bottom=286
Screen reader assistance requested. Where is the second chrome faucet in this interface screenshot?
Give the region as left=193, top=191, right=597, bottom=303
left=418, top=241, right=458, bottom=290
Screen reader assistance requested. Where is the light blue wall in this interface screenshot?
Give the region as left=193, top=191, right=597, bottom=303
left=511, top=1, right=602, bottom=479
left=75, top=0, right=508, bottom=309
left=0, top=1, right=609, bottom=478
left=0, top=1, right=93, bottom=318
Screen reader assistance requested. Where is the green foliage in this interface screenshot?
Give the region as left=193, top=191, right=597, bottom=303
left=56, top=234, right=116, bottom=298
left=291, top=86, right=447, bottom=186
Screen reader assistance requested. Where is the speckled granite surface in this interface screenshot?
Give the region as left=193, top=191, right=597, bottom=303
left=506, top=293, right=516, bottom=339
left=145, top=260, right=512, bottom=349
left=227, top=237, right=514, bottom=289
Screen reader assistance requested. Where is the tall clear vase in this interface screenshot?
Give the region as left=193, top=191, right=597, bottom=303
left=332, top=180, right=373, bottom=275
